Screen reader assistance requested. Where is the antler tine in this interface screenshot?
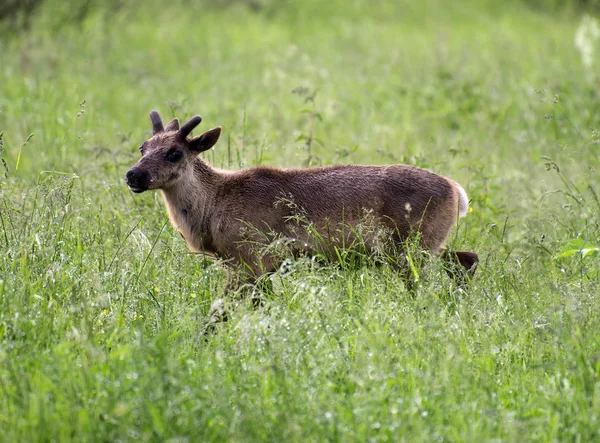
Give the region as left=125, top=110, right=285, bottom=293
left=150, top=110, right=164, bottom=135
left=179, top=115, right=203, bottom=139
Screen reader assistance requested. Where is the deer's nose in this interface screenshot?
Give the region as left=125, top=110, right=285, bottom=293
left=126, top=167, right=149, bottom=192
left=126, top=168, right=138, bottom=182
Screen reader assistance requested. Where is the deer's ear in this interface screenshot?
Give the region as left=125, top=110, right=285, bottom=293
left=165, top=118, right=180, bottom=132
left=189, top=127, right=222, bottom=153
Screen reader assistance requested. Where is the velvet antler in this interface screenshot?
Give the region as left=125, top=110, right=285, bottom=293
left=179, top=115, right=202, bottom=139
left=150, top=110, right=164, bottom=135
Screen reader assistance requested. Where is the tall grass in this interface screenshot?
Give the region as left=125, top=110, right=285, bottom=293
left=1, top=0, right=600, bottom=440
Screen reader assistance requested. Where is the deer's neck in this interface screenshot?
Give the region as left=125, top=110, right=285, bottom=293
left=160, top=160, right=221, bottom=254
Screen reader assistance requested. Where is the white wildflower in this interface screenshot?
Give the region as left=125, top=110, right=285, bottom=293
left=575, top=15, right=600, bottom=69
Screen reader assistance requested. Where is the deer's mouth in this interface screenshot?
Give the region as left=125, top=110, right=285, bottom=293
left=127, top=185, right=147, bottom=193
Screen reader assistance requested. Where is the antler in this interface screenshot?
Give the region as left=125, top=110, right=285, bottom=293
left=150, top=110, right=164, bottom=135
left=179, top=115, right=202, bottom=139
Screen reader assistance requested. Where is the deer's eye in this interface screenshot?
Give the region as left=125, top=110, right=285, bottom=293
left=165, top=148, right=183, bottom=163
left=138, top=143, right=145, bottom=155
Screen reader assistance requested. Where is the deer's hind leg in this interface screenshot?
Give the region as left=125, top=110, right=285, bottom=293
left=414, top=199, right=478, bottom=286
left=440, top=248, right=479, bottom=287
left=422, top=222, right=478, bottom=286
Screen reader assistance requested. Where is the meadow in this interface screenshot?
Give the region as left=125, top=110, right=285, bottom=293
left=1, top=0, right=600, bottom=440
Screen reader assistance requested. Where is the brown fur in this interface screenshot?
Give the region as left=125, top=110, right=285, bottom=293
left=126, top=111, right=478, bottom=293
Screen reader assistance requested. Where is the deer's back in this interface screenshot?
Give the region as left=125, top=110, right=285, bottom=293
left=216, top=163, right=456, bottom=230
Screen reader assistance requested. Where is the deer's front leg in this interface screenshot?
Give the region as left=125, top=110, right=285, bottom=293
left=207, top=249, right=275, bottom=323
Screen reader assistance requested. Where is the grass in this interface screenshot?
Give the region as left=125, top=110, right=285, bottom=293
left=1, top=0, right=600, bottom=440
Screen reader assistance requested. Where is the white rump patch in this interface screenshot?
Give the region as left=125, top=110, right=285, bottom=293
left=456, top=183, right=469, bottom=217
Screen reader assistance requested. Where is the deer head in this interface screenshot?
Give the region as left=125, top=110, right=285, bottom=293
left=125, top=110, right=221, bottom=193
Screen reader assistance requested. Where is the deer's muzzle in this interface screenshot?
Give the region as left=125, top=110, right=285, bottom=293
left=126, top=167, right=149, bottom=193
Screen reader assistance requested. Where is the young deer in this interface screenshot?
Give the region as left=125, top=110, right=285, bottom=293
left=126, top=111, right=478, bottom=319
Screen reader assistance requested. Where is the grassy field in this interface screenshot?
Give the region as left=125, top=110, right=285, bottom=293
left=1, top=0, right=600, bottom=440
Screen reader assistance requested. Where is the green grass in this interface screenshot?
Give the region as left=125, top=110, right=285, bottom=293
left=2, top=0, right=600, bottom=440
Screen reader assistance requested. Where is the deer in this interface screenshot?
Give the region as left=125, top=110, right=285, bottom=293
left=125, top=111, right=478, bottom=324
